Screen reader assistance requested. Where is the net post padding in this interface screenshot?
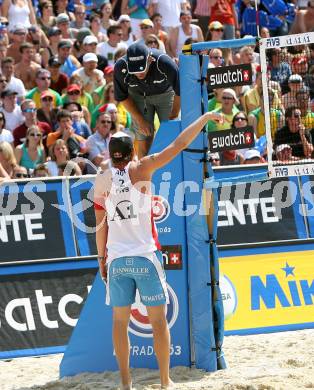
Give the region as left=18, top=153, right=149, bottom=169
left=180, top=53, right=223, bottom=371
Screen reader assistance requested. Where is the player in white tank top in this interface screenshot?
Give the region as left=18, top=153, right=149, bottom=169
left=94, top=110, right=224, bottom=390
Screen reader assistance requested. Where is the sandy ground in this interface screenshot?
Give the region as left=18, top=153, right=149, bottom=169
left=1, top=329, right=313, bottom=390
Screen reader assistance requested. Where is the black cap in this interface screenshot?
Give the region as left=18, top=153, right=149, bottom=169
left=1, top=89, right=17, bottom=98
left=48, top=55, right=61, bottom=67
left=126, top=42, right=150, bottom=74
left=58, top=39, right=72, bottom=49
left=47, top=26, right=61, bottom=37
left=109, top=132, right=133, bottom=163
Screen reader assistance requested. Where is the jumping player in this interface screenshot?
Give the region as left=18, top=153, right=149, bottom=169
left=94, top=110, right=223, bottom=390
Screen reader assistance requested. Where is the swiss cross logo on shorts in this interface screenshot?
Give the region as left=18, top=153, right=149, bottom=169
left=152, top=195, right=170, bottom=224
left=207, top=63, right=252, bottom=89
left=162, top=245, right=182, bottom=270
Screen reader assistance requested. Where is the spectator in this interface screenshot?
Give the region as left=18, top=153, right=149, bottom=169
left=89, top=12, right=106, bottom=43
left=46, top=109, right=86, bottom=159
left=151, top=0, right=189, bottom=33
left=15, top=126, right=46, bottom=170
left=220, top=150, right=244, bottom=165
left=145, top=34, right=162, bottom=50
left=41, top=27, right=62, bottom=68
left=2, top=0, right=36, bottom=32
left=86, top=112, right=112, bottom=167
left=1, top=57, right=26, bottom=101
left=260, top=26, right=270, bottom=38
left=13, top=98, right=52, bottom=147
left=37, top=1, right=55, bottom=36
left=6, top=24, right=27, bottom=63
left=121, top=0, right=151, bottom=38
left=207, top=88, right=239, bottom=132
left=0, top=89, right=23, bottom=132
left=291, top=56, right=308, bottom=80
left=78, top=35, right=108, bottom=71
left=64, top=101, right=92, bottom=138
left=47, top=138, right=70, bottom=176
left=97, top=25, right=128, bottom=66
left=0, top=140, right=16, bottom=178
left=207, top=152, right=220, bottom=166
left=118, top=14, right=136, bottom=47
left=151, top=13, right=169, bottom=53
left=72, top=27, right=93, bottom=58
left=53, top=0, right=74, bottom=21
left=62, top=82, right=92, bottom=125
left=0, top=43, right=8, bottom=61
left=208, top=88, right=224, bottom=111
left=36, top=91, right=59, bottom=131
left=290, top=0, right=314, bottom=34
left=208, top=0, right=239, bottom=40
left=48, top=56, right=69, bottom=95
left=205, top=21, right=224, bottom=42
left=208, top=48, right=224, bottom=68
left=243, top=149, right=262, bottom=164
left=26, top=25, right=49, bottom=58
left=14, top=42, right=41, bottom=90
left=274, top=106, right=313, bottom=159
left=194, top=0, right=211, bottom=38
left=56, top=13, right=77, bottom=41
left=26, top=68, right=62, bottom=109
left=169, top=11, right=203, bottom=58
left=243, top=68, right=263, bottom=113
left=295, top=87, right=314, bottom=132
left=268, top=48, right=291, bottom=92
left=114, top=42, right=180, bottom=157
left=275, top=144, right=299, bottom=163
left=282, top=74, right=304, bottom=109
left=0, top=112, right=13, bottom=144
left=73, top=52, right=105, bottom=94
left=58, top=39, right=81, bottom=77
left=70, top=4, right=89, bottom=29
left=32, top=163, right=50, bottom=178
left=12, top=164, right=29, bottom=179
left=0, top=73, right=8, bottom=96
left=58, top=160, right=82, bottom=176
left=99, top=1, right=115, bottom=36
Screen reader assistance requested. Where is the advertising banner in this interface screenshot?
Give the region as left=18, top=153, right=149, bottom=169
left=220, top=249, right=314, bottom=334
left=208, top=126, right=255, bottom=153
left=0, top=180, right=76, bottom=263
left=0, top=260, right=97, bottom=359
left=207, top=63, right=252, bottom=89
left=216, top=177, right=306, bottom=245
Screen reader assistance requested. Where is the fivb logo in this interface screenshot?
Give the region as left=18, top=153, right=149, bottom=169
left=128, top=284, right=179, bottom=338
left=208, top=126, right=255, bottom=153
left=207, top=63, right=252, bottom=89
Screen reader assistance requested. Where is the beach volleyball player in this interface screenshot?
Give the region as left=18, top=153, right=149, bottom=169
left=93, top=111, right=223, bottom=389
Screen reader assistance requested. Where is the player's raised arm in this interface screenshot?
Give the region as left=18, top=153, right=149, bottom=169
left=140, top=111, right=223, bottom=172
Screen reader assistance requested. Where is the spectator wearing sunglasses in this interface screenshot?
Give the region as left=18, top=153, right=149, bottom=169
left=86, top=112, right=113, bottom=167
left=36, top=91, right=59, bottom=131
left=274, top=106, right=313, bottom=159
left=26, top=69, right=62, bottom=109
left=207, top=88, right=239, bottom=132
left=7, top=24, right=27, bottom=63
left=15, top=125, right=46, bottom=170
left=208, top=0, right=239, bottom=40
left=0, top=140, right=16, bottom=178
left=208, top=48, right=223, bottom=68
left=13, top=99, right=52, bottom=147
left=12, top=164, right=29, bottom=179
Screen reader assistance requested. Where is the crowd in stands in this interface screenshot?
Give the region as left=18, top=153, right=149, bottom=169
left=0, top=0, right=313, bottom=180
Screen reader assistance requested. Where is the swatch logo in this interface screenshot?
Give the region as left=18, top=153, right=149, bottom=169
left=207, top=64, right=252, bottom=88
left=208, top=126, right=255, bottom=152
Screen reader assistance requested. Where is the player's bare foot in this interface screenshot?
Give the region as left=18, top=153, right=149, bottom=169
left=161, top=379, right=176, bottom=389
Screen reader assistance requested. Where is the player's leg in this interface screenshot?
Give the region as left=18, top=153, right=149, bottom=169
left=146, top=304, right=172, bottom=388
left=112, top=305, right=132, bottom=389
left=109, top=258, right=137, bottom=389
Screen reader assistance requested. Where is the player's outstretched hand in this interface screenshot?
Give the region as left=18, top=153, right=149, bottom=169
left=207, top=112, right=224, bottom=124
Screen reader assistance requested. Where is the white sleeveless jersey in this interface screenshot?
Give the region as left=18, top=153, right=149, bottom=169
left=176, top=24, right=198, bottom=57
left=105, top=163, right=160, bottom=263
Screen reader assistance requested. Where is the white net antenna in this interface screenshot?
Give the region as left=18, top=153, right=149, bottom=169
left=260, top=32, right=314, bottom=177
